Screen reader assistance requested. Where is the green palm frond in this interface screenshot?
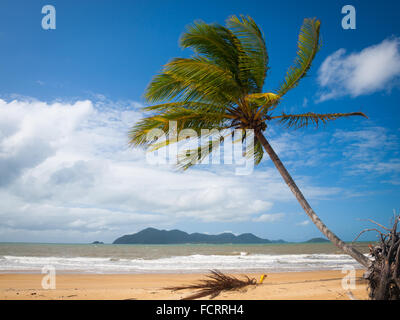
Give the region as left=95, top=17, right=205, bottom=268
left=241, top=137, right=263, bottom=165
left=129, top=116, right=170, bottom=147
left=253, top=138, right=264, bottom=164
left=245, top=92, right=280, bottom=106
left=177, top=131, right=227, bottom=170
left=144, top=72, right=186, bottom=103
left=180, top=21, right=239, bottom=77
left=227, top=15, right=269, bottom=92
left=164, top=57, right=241, bottom=97
left=129, top=107, right=233, bottom=148
left=272, top=112, right=368, bottom=129
left=231, top=129, right=264, bottom=165
left=145, top=57, right=241, bottom=106
left=142, top=101, right=226, bottom=113
left=177, top=130, right=263, bottom=170
left=156, top=108, right=233, bottom=128
left=277, top=18, right=321, bottom=97
left=244, top=92, right=280, bottom=117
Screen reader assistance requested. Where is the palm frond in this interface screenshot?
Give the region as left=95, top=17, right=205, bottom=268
left=276, top=18, right=321, bottom=97
left=245, top=92, right=280, bottom=106
left=253, top=138, right=264, bottom=165
left=129, top=107, right=232, bottom=149
left=272, top=111, right=368, bottom=129
left=145, top=57, right=241, bottom=106
left=142, top=101, right=222, bottom=112
left=178, top=129, right=264, bottom=169
left=244, top=92, right=281, bottom=116
left=227, top=15, right=269, bottom=92
left=177, top=131, right=227, bottom=170
left=128, top=116, right=169, bottom=147
left=180, top=21, right=239, bottom=77
left=165, top=269, right=257, bottom=300
left=164, top=57, right=240, bottom=94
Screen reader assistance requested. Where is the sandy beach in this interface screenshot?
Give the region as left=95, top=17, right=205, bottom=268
left=0, top=270, right=368, bottom=300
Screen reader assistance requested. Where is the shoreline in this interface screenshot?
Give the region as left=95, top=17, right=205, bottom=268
left=0, top=267, right=362, bottom=275
left=0, top=269, right=369, bottom=300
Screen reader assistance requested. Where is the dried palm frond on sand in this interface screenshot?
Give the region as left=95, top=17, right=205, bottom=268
left=165, top=270, right=261, bottom=300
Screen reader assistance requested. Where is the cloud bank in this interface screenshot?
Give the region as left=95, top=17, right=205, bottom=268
left=2, top=98, right=341, bottom=242
left=0, top=97, right=398, bottom=242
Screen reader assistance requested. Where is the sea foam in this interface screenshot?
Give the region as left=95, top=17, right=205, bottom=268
left=0, top=253, right=365, bottom=274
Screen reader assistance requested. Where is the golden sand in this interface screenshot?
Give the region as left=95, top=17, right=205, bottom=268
left=0, top=270, right=368, bottom=300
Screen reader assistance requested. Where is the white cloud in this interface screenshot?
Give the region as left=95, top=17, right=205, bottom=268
left=317, top=38, right=400, bottom=101
left=332, top=126, right=400, bottom=177
left=252, top=213, right=285, bottom=223
left=268, top=130, right=329, bottom=168
left=302, top=97, right=308, bottom=108
left=296, top=220, right=310, bottom=226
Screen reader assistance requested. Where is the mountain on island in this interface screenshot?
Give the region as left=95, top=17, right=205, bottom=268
left=304, top=237, right=330, bottom=243
left=113, top=227, right=286, bottom=244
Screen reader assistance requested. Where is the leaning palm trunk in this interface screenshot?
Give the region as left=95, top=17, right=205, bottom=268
left=256, top=132, right=371, bottom=268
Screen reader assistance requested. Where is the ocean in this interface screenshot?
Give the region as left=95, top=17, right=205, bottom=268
left=0, top=242, right=371, bottom=274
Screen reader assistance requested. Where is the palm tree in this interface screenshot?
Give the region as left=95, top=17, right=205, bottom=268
left=129, top=16, right=371, bottom=268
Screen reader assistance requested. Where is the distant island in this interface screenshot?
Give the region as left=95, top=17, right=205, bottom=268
left=91, top=241, right=104, bottom=244
left=305, top=237, right=330, bottom=243
left=113, top=228, right=288, bottom=244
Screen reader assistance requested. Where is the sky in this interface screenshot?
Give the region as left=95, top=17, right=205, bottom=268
left=0, top=0, right=399, bottom=243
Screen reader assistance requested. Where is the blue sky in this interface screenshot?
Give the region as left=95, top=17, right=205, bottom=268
left=0, top=0, right=399, bottom=243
